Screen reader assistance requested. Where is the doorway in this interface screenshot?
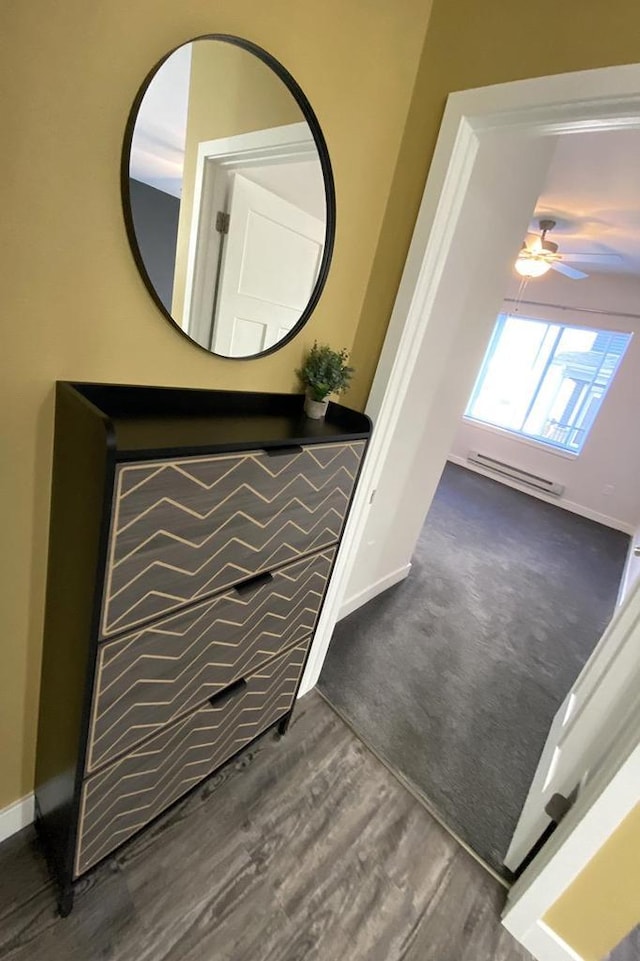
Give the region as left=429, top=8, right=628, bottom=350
left=299, top=62, right=640, bottom=961
left=320, top=121, right=640, bottom=875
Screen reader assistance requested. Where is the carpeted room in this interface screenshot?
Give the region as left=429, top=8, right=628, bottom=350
left=319, top=132, right=640, bottom=879
left=319, top=460, right=630, bottom=875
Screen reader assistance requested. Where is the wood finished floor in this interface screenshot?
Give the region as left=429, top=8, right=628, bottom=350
left=0, top=692, right=530, bottom=961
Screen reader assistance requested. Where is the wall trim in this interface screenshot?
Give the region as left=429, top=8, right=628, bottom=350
left=503, top=724, right=640, bottom=957
left=182, top=121, right=315, bottom=332
left=447, top=455, right=635, bottom=535
left=0, top=793, right=34, bottom=844
left=312, top=61, right=640, bottom=959
left=617, top=526, right=640, bottom=607
left=522, top=922, right=586, bottom=961
left=338, top=563, right=412, bottom=621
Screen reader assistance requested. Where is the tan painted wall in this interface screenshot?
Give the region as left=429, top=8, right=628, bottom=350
left=172, top=40, right=302, bottom=321
left=544, top=804, right=640, bottom=960
left=0, top=0, right=433, bottom=809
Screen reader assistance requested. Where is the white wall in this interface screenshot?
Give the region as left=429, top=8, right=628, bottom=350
left=449, top=271, right=640, bottom=533
left=339, top=130, right=556, bottom=614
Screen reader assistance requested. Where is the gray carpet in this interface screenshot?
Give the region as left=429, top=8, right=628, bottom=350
left=319, top=462, right=629, bottom=877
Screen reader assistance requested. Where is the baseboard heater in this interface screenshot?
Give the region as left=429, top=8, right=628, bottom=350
left=466, top=451, right=565, bottom=497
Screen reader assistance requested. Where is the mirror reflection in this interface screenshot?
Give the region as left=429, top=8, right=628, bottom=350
left=126, top=38, right=329, bottom=358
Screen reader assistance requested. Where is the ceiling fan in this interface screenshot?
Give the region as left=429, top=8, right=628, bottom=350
left=514, top=219, right=623, bottom=280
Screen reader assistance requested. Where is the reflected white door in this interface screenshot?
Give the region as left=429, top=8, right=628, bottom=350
left=212, top=173, right=324, bottom=357
left=504, top=579, right=640, bottom=872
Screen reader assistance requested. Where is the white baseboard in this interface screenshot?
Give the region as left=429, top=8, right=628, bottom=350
left=0, top=793, right=34, bottom=844
left=291, top=563, right=412, bottom=697
left=448, top=455, right=634, bottom=535
left=338, top=563, right=412, bottom=620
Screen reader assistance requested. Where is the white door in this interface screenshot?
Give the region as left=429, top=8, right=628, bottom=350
left=212, top=173, right=324, bottom=357
left=504, top=578, right=640, bottom=872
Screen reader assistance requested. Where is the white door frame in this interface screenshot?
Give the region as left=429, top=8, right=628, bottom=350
left=299, top=62, right=640, bottom=961
left=502, top=718, right=640, bottom=961
left=182, top=122, right=317, bottom=340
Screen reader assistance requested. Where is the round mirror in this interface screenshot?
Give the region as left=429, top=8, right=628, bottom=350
left=122, top=36, right=335, bottom=359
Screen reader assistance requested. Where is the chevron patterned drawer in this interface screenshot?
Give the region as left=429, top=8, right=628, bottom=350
left=75, top=641, right=306, bottom=876
left=86, top=548, right=335, bottom=771
left=101, top=441, right=364, bottom=637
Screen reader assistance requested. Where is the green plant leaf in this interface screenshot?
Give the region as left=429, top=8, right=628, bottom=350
left=296, top=342, right=355, bottom=400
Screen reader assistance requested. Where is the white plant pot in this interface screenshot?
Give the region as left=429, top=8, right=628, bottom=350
left=304, top=392, right=329, bottom=419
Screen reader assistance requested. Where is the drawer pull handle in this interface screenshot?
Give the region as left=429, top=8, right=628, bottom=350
left=208, top=678, right=247, bottom=710
left=234, top=571, right=274, bottom=596
left=265, top=445, right=303, bottom=457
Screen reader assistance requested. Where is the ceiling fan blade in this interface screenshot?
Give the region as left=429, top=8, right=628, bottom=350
left=551, top=262, right=588, bottom=280
left=560, top=253, right=623, bottom=265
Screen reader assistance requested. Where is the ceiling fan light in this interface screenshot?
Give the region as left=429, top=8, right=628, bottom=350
left=514, top=255, right=552, bottom=278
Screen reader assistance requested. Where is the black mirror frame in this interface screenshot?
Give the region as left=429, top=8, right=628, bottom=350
left=121, top=34, right=336, bottom=361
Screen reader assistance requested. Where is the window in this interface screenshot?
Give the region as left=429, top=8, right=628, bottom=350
left=465, top=314, right=632, bottom=454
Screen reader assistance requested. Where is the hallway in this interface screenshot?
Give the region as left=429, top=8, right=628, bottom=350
left=0, top=693, right=528, bottom=961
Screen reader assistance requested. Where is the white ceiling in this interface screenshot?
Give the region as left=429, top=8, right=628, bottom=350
left=527, top=129, right=640, bottom=276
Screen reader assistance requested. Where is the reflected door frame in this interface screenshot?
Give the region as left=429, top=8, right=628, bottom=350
left=181, top=122, right=317, bottom=347
left=211, top=172, right=324, bottom=356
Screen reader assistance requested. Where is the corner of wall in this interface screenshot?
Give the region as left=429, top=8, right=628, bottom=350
left=543, top=804, right=640, bottom=961
left=345, top=0, right=438, bottom=411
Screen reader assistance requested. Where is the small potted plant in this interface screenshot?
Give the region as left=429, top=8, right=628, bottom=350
left=296, top=342, right=354, bottom=419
